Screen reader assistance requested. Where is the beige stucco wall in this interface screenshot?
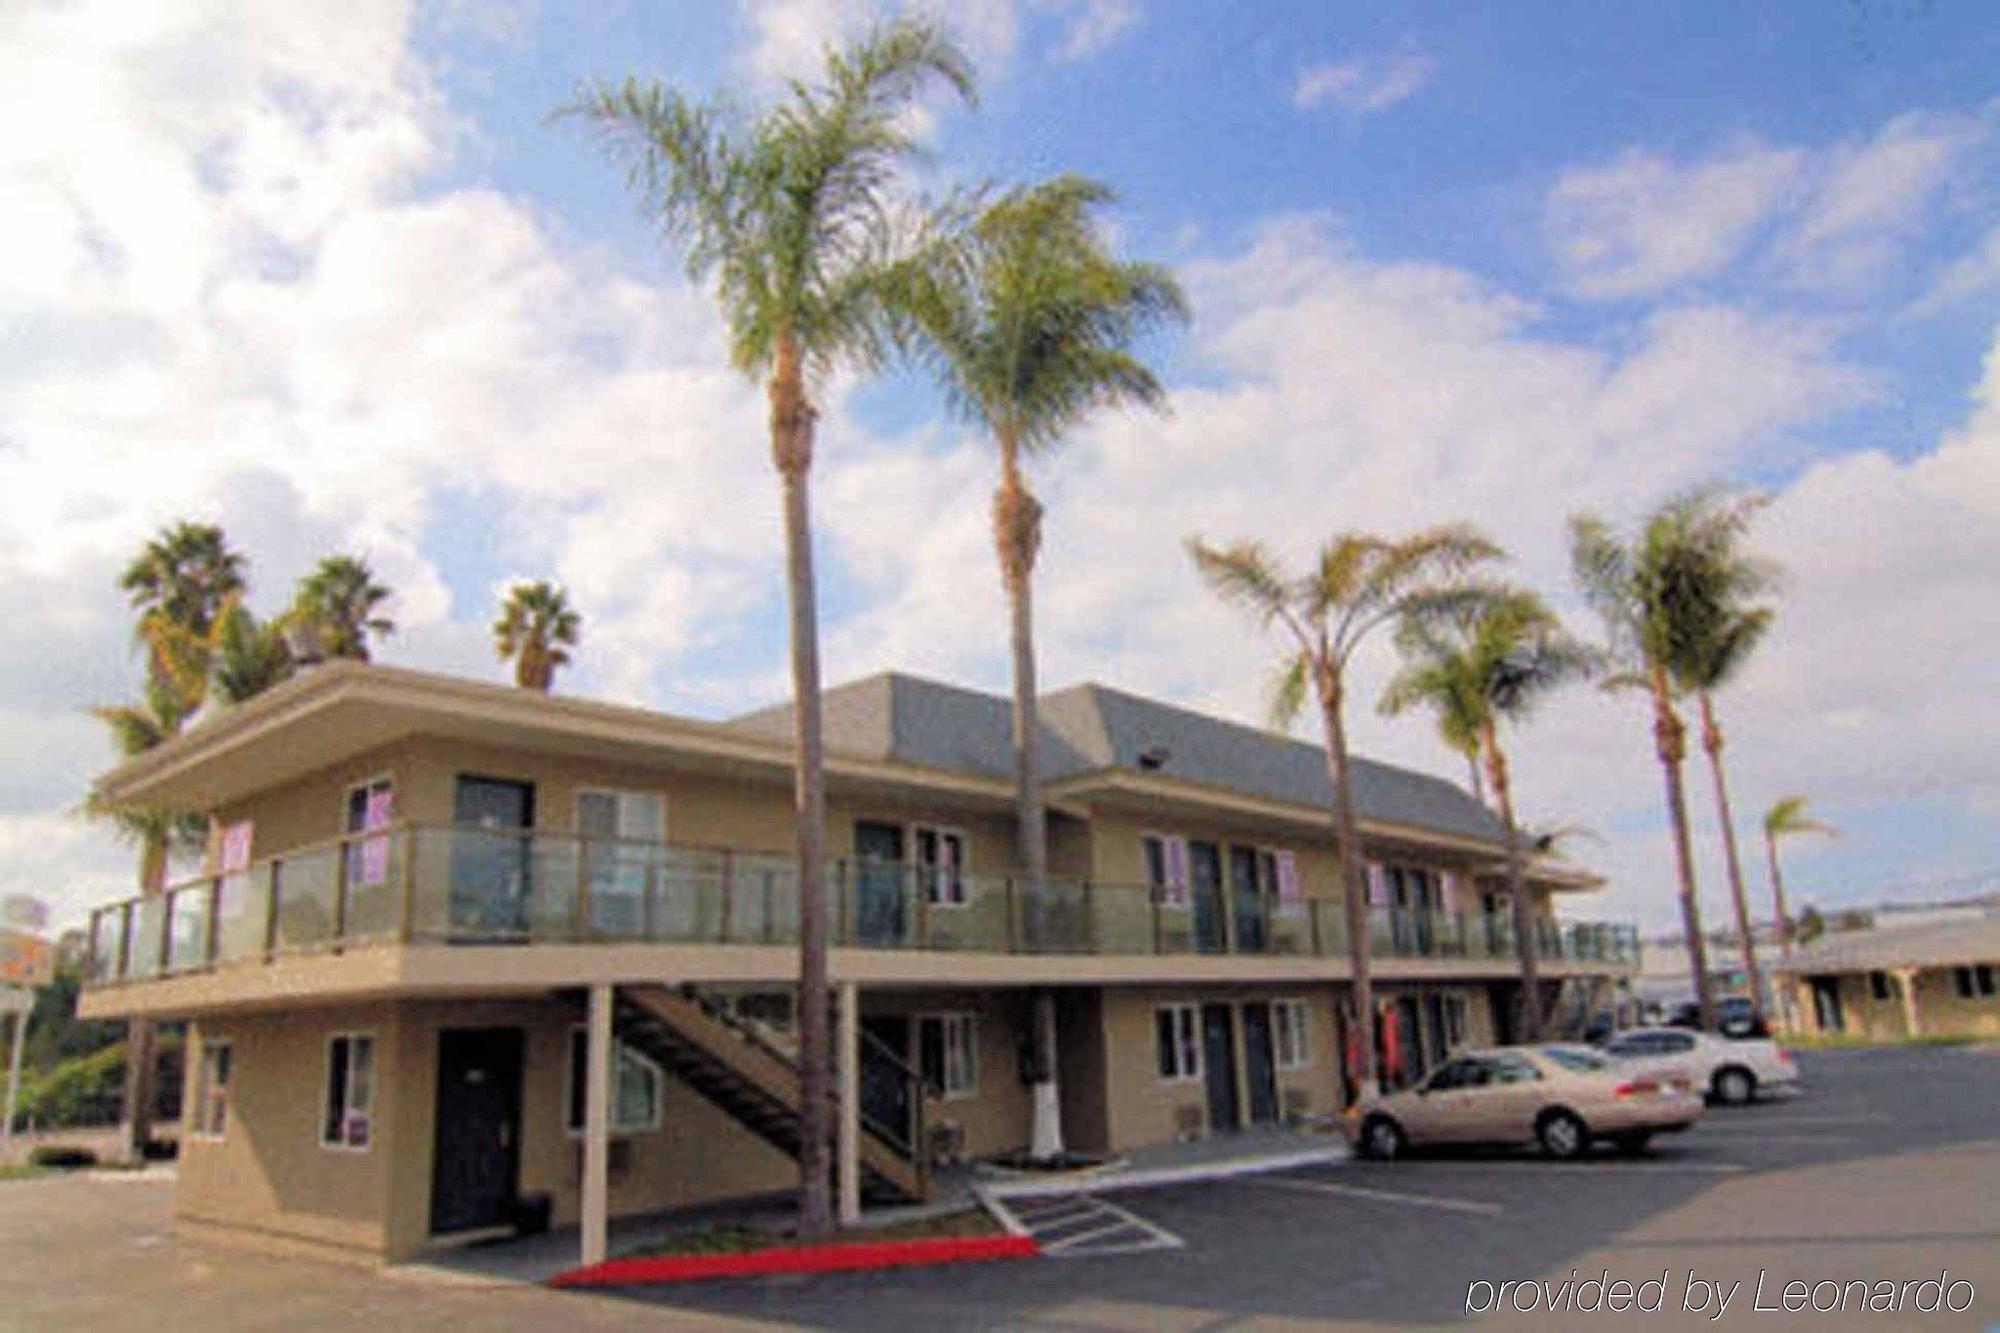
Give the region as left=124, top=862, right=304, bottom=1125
left=176, top=1002, right=402, bottom=1259
left=213, top=743, right=411, bottom=864
left=1095, top=984, right=1346, bottom=1149
left=859, top=989, right=1035, bottom=1159
left=1796, top=968, right=2000, bottom=1040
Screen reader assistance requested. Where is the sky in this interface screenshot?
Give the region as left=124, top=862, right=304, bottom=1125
left=5, top=0, right=1999, bottom=936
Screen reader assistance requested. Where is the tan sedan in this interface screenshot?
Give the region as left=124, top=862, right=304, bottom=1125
left=1343, top=1045, right=1703, bottom=1160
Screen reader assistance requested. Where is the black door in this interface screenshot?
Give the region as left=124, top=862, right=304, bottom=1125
left=451, top=777, right=536, bottom=937
left=1227, top=846, right=1268, bottom=954
left=852, top=822, right=907, bottom=946
left=1189, top=841, right=1226, bottom=954
left=430, top=1028, right=523, bottom=1235
left=1240, top=1001, right=1280, bottom=1124
left=1200, top=1002, right=1240, bottom=1131
left=859, top=1015, right=914, bottom=1149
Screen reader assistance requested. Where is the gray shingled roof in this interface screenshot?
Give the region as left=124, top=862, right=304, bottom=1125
left=1775, top=911, right=2000, bottom=974
left=730, top=672, right=1508, bottom=845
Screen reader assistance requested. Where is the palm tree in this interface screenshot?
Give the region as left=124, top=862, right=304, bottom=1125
left=1380, top=587, right=1595, bottom=1040
left=1671, top=507, right=1779, bottom=1014
left=119, top=522, right=247, bottom=692
left=899, top=174, right=1186, bottom=1158
left=288, top=556, right=393, bottom=662
left=208, top=598, right=296, bottom=705
left=1189, top=526, right=1499, bottom=1098
left=494, top=581, right=582, bottom=692
left=1763, top=796, right=1834, bottom=960
left=1570, top=490, right=1755, bottom=1032
left=565, top=19, right=976, bottom=1234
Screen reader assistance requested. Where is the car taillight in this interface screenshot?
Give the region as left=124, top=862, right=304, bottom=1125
left=1613, top=1079, right=1656, bottom=1098
left=1778, top=1048, right=1794, bottom=1064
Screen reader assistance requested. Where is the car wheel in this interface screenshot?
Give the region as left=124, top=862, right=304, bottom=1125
left=1612, top=1130, right=1652, bottom=1156
left=1712, top=1066, right=1756, bottom=1106
left=1537, top=1109, right=1589, bottom=1161
left=1360, top=1115, right=1406, bottom=1161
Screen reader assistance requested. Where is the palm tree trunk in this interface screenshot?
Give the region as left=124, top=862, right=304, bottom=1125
left=1466, top=752, right=1485, bottom=806
left=1320, top=671, right=1377, bottom=1100
left=995, top=437, right=1062, bottom=1160
left=1699, top=693, right=1764, bottom=1015
left=1651, top=668, right=1715, bottom=1032
left=771, top=339, right=832, bottom=1237
left=1482, top=721, right=1542, bottom=1040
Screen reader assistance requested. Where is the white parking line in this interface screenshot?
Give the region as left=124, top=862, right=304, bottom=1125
left=1015, top=1193, right=1186, bottom=1258
left=1382, top=1160, right=1749, bottom=1174
left=1248, top=1175, right=1504, bottom=1216
left=1743, top=1113, right=1889, bottom=1125
left=1689, top=1132, right=1853, bottom=1144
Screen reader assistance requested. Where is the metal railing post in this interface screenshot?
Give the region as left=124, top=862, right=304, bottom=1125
left=205, top=877, right=222, bottom=969
left=574, top=833, right=593, bottom=942
left=1004, top=875, right=1019, bottom=953
left=718, top=849, right=735, bottom=943
left=397, top=828, right=418, bottom=944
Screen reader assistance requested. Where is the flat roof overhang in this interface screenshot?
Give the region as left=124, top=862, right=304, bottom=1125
left=92, top=661, right=1018, bottom=818
left=77, top=943, right=1639, bottom=1020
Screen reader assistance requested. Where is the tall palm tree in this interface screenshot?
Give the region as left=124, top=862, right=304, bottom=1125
left=565, top=19, right=976, bottom=1234
left=288, top=556, right=394, bottom=662
left=1189, top=526, right=1499, bottom=1098
left=119, top=521, right=247, bottom=693
left=899, top=174, right=1186, bottom=1158
left=1570, top=490, right=1754, bottom=1032
left=494, top=581, right=582, bottom=692
left=1380, top=586, right=1595, bottom=1040
left=1674, top=525, right=1778, bottom=1013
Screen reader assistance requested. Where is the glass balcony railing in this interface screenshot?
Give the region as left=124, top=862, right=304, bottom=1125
left=81, top=822, right=1642, bottom=986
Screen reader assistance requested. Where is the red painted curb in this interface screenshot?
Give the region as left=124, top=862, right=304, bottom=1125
left=547, top=1233, right=1040, bottom=1287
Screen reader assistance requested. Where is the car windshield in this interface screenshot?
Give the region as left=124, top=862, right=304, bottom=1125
left=1539, top=1045, right=1610, bottom=1073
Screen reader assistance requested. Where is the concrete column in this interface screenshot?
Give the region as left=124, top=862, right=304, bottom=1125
left=1894, top=968, right=1922, bottom=1038
left=836, top=982, right=860, bottom=1226
left=3, top=1008, right=25, bottom=1147
left=1029, top=991, right=1064, bottom=1161
left=581, top=983, right=613, bottom=1269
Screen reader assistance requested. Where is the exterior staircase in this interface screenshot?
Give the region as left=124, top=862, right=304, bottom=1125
left=615, top=984, right=930, bottom=1204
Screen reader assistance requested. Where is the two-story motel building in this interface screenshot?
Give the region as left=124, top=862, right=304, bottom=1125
left=77, top=662, right=1638, bottom=1265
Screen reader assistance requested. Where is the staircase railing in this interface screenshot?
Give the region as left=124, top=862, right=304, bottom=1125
left=669, top=986, right=930, bottom=1194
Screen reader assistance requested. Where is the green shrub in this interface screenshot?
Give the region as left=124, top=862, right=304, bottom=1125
left=27, top=1145, right=98, bottom=1169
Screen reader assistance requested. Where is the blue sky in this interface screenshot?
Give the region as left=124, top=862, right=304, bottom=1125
left=4, top=0, right=1998, bottom=933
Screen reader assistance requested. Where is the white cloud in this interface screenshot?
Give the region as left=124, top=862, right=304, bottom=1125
left=1035, top=0, right=1141, bottom=61
left=1292, top=46, right=1435, bottom=115
left=1784, top=110, right=1979, bottom=288
left=1912, top=223, right=2000, bottom=314
left=1546, top=142, right=1804, bottom=300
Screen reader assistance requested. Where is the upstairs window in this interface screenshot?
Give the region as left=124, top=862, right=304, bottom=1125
left=912, top=826, right=967, bottom=906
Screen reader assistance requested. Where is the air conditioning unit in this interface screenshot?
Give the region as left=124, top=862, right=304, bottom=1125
left=1175, top=1103, right=1205, bottom=1141
left=1282, top=1088, right=1311, bottom=1123
left=928, top=1119, right=966, bottom=1166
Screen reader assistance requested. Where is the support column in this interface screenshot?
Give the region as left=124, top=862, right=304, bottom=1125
left=1894, top=968, right=1922, bottom=1038
left=3, top=1006, right=25, bottom=1148
left=581, top=983, right=613, bottom=1269
left=1029, top=991, right=1064, bottom=1162
left=837, top=982, right=860, bottom=1227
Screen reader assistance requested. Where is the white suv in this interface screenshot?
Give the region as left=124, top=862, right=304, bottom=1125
left=1600, top=1027, right=1798, bottom=1105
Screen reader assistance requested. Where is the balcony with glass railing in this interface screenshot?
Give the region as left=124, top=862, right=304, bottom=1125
left=82, top=823, right=1641, bottom=988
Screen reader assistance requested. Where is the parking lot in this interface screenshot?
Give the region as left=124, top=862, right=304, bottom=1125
left=3, top=1046, right=1996, bottom=1331
left=619, top=1045, right=2000, bottom=1329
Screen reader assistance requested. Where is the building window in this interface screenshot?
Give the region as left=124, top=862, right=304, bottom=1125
left=323, top=1034, right=374, bottom=1150
left=566, top=1030, right=665, bottom=1135
left=1954, top=964, right=1996, bottom=1000
left=1442, top=994, right=1469, bottom=1050
left=342, top=776, right=395, bottom=887
left=577, top=790, right=667, bottom=935
left=1273, top=999, right=1311, bottom=1070
left=191, top=1041, right=231, bottom=1139
left=1141, top=834, right=1190, bottom=907
left=1869, top=970, right=1892, bottom=1001
left=1155, top=1003, right=1201, bottom=1082
left=912, top=826, right=967, bottom=906
left=916, top=1013, right=978, bottom=1098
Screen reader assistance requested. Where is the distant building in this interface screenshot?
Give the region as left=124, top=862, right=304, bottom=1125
left=1776, top=910, right=2000, bottom=1040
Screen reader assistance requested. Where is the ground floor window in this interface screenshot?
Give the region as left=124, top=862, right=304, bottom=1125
left=192, top=1041, right=231, bottom=1139
left=1155, top=1003, right=1201, bottom=1081
left=1443, top=994, right=1469, bottom=1050
left=566, top=1029, right=665, bottom=1134
left=1273, top=999, right=1311, bottom=1070
left=323, top=1034, right=374, bottom=1149
left=1869, top=970, right=1893, bottom=1001
left=916, top=1013, right=978, bottom=1098
left=1953, top=964, right=1996, bottom=999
